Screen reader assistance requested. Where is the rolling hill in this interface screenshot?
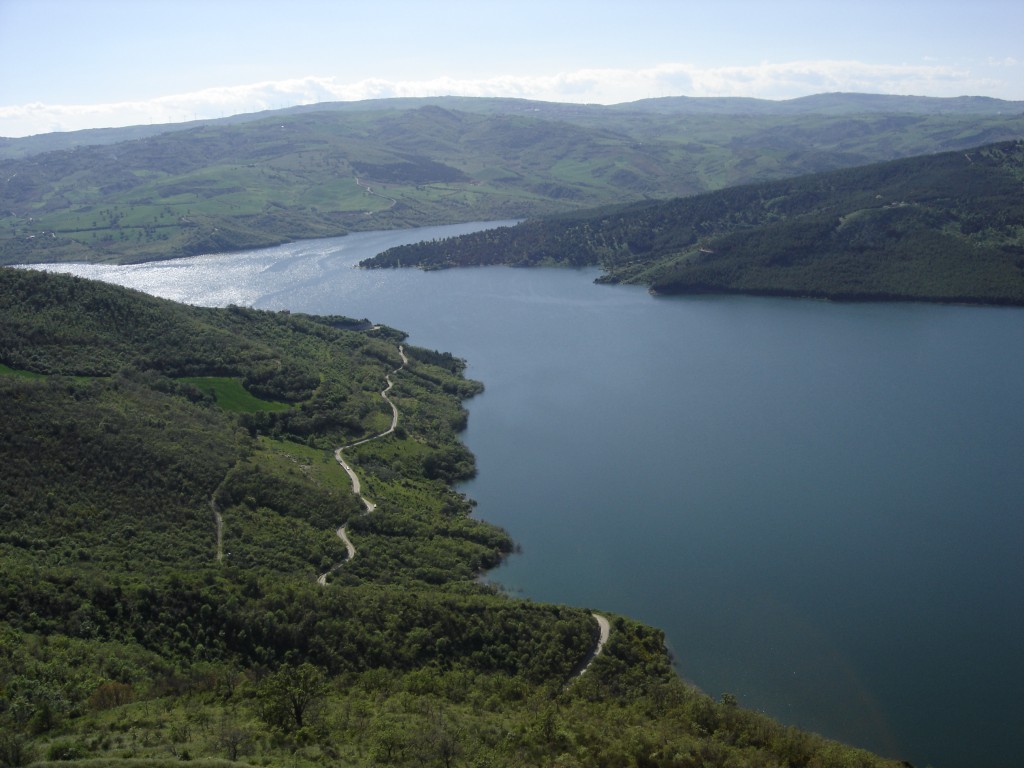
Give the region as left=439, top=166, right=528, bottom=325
left=2, top=93, right=1022, bottom=265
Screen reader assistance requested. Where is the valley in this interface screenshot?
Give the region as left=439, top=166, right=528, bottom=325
left=2, top=91, right=1023, bottom=768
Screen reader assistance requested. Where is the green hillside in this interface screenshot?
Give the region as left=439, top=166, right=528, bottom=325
left=0, top=267, right=904, bottom=767
left=2, top=94, right=1023, bottom=265
left=363, top=140, right=1024, bottom=305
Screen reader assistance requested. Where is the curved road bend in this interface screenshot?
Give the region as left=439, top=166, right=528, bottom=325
left=354, top=175, right=398, bottom=212
left=569, top=613, right=611, bottom=683
left=317, top=527, right=357, bottom=586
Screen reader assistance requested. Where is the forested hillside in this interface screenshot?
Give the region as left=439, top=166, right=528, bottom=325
left=3, top=94, right=1023, bottom=265
left=364, top=140, right=1024, bottom=305
left=0, top=267, right=904, bottom=767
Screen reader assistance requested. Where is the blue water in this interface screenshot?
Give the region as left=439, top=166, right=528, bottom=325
left=37, top=223, right=1024, bottom=768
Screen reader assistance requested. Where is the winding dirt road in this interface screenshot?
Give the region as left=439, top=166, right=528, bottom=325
left=317, top=345, right=407, bottom=583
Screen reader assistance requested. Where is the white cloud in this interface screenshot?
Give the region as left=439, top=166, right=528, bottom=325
left=1, top=60, right=1019, bottom=138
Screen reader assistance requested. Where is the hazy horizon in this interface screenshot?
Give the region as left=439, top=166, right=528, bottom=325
left=2, top=0, right=1022, bottom=137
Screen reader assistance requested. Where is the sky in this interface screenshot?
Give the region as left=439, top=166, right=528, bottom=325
left=1, top=0, right=1022, bottom=137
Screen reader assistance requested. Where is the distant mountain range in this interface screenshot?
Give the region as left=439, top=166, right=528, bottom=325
left=3, top=92, right=1022, bottom=157
left=616, top=92, right=1024, bottom=116
left=2, top=92, right=1022, bottom=265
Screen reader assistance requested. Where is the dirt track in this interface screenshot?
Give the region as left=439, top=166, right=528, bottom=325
left=317, top=345, right=407, bottom=583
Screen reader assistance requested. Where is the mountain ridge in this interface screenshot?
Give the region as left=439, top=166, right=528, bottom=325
left=4, top=91, right=1023, bottom=153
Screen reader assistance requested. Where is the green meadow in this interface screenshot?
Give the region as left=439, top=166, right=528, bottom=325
left=179, top=377, right=292, bottom=413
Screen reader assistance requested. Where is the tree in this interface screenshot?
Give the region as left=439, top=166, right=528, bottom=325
left=256, top=662, right=327, bottom=733
left=412, top=706, right=462, bottom=768
left=216, top=714, right=254, bottom=761
left=0, top=733, right=33, bottom=768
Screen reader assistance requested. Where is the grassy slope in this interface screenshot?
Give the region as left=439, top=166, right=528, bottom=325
left=2, top=96, right=1023, bottom=265
left=0, top=268, right=904, bottom=767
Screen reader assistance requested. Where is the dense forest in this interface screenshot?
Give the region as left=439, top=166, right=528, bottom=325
left=3, top=94, right=1023, bottom=265
left=0, top=267, right=905, bottom=767
left=363, top=140, right=1024, bottom=305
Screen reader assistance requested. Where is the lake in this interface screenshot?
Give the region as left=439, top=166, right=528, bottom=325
left=36, top=222, right=1024, bottom=768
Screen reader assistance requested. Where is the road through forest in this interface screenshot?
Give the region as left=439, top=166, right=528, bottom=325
left=311, top=343, right=610, bottom=673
